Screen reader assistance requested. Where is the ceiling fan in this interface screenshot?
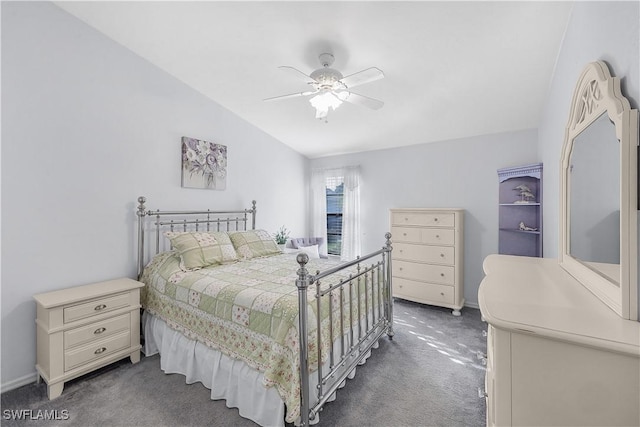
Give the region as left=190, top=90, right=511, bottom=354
left=264, top=53, right=385, bottom=121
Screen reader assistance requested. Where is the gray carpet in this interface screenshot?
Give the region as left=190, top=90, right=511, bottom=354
left=1, top=300, right=487, bottom=427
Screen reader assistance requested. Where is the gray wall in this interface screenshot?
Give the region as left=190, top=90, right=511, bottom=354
left=1, top=2, right=308, bottom=389
left=310, top=130, right=539, bottom=308
left=537, top=1, right=639, bottom=317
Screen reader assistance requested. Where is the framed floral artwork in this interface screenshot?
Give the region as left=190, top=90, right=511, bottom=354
left=181, top=136, right=227, bottom=190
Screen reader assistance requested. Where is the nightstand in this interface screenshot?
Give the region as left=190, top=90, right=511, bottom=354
left=33, top=278, right=144, bottom=399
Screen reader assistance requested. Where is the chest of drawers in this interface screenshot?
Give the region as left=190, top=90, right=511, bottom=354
left=33, top=278, right=144, bottom=399
left=390, top=208, right=464, bottom=315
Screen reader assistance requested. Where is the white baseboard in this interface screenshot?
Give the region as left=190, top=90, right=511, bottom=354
left=464, top=301, right=479, bottom=309
left=1, top=372, right=38, bottom=394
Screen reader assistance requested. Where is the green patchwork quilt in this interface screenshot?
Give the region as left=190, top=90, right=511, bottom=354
left=141, top=251, right=375, bottom=423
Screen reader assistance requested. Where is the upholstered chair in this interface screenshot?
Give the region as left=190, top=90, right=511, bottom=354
left=289, top=237, right=327, bottom=258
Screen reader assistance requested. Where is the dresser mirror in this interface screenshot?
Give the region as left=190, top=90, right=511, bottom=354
left=560, top=61, right=638, bottom=320
left=569, top=111, right=620, bottom=277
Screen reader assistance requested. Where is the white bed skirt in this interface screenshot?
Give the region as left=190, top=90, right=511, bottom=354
left=143, top=312, right=377, bottom=426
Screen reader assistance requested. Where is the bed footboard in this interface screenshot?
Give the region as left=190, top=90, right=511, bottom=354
left=295, top=233, right=394, bottom=426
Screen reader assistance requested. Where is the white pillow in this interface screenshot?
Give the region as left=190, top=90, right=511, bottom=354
left=299, top=244, right=320, bottom=259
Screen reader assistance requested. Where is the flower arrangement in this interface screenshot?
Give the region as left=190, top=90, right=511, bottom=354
left=181, top=137, right=227, bottom=190
left=273, top=226, right=290, bottom=245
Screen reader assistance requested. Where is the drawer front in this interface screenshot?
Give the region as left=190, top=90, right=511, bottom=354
left=393, top=277, right=454, bottom=305
left=64, top=313, right=131, bottom=349
left=393, top=242, right=455, bottom=265
left=392, top=226, right=455, bottom=245
left=393, top=260, right=455, bottom=285
left=391, top=211, right=455, bottom=228
left=64, top=330, right=131, bottom=371
left=64, top=292, right=130, bottom=323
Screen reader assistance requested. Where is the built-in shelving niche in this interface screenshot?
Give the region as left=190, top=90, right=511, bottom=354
left=498, top=163, right=543, bottom=257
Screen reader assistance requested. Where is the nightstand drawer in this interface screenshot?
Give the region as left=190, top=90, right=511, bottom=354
left=64, top=330, right=131, bottom=371
left=64, top=313, right=130, bottom=349
left=391, top=211, right=455, bottom=227
left=394, top=242, right=455, bottom=265
left=393, top=278, right=454, bottom=304
left=64, top=292, right=130, bottom=323
left=393, top=260, right=455, bottom=285
left=392, top=226, right=455, bottom=245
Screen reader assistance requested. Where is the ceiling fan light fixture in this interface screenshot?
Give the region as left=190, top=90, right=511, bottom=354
left=309, top=91, right=343, bottom=120
left=266, top=53, right=384, bottom=121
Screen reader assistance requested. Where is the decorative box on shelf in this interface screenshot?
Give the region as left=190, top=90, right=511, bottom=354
left=497, top=163, right=543, bottom=257
left=33, top=277, right=144, bottom=399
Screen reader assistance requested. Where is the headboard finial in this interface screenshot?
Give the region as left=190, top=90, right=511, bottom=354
left=137, top=196, right=147, bottom=217
left=251, top=200, right=257, bottom=230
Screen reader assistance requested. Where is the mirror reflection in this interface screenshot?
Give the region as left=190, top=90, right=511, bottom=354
left=569, top=112, right=620, bottom=283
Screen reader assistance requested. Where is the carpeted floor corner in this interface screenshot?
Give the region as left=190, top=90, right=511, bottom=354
left=1, top=300, right=487, bottom=427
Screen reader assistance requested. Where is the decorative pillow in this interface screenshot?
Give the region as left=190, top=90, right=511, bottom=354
left=206, top=231, right=239, bottom=263
left=228, top=229, right=281, bottom=259
left=165, top=231, right=237, bottom=270
left=298, top=244, right=320, bottom=259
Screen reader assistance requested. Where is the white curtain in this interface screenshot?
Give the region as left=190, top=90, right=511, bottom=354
left=311, top=169, right=328, bottom=257
left=310, top=166, right=361, bottom=261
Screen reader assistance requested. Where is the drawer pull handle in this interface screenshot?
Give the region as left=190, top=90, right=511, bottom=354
left=404, top=217, right=408, bottom=221
left=434, top=218, right=438, bottom=222
left=440, top=253, right=445, bottom=257
left=440, top=273, right=445, bottom=277
left=440, top=292, right=444, bottom=296
left=403, top=233, right=407, bottom=236
left=436, top=235, right=440, bottom=238
left=399, top=267, right=403, bottom=271
left=94, top=304, right=107, bottom=311
left=94, top=347, right=107, bottom=355
left=94, top=327, right=106, bottom=335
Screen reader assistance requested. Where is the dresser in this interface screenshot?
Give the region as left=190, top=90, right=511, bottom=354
left=34, top=278, right=144, bottom=399
left=479, top=255, right=640, bottom=426
left=390, top=208, right=464, bottom=315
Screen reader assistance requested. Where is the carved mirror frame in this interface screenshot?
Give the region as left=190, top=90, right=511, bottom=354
left=560, top=61, right=638, bottom=320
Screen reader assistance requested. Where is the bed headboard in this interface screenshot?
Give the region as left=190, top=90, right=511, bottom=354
left=136, top=196, right=257, bottom=277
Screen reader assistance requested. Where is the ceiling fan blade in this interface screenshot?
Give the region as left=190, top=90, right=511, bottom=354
left=278, top=65, right=315, bottom=83
left=340, top=67, right=384, bottom=89
left=263, top=90, right=318, bottom=102
left=338, top=91, right=384, bottom=110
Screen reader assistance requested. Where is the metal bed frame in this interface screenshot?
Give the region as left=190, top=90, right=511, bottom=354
left=136, top=196, right=394, bottom=426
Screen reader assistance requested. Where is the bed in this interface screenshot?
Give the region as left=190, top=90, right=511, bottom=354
left=135, top=196, right=394, bottom=426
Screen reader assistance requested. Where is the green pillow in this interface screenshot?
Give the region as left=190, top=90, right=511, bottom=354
left=228, top=230, right=281, bottom=259
left=165, top=231, right=238, bottom=270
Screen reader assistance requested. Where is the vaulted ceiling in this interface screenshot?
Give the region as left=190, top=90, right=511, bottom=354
left=54, top=1, right=573, bottom=158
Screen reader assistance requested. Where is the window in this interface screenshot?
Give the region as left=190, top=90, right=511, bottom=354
left=312, top=166, right=360, bottom=260
left=326, top=177, right=344, bottom=256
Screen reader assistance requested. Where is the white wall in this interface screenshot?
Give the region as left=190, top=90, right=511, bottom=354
left=539, top=0, right=639, bottom=258
left=537, top=1, right=639, bottom=317
left=1, top=2, right=308, bottom=389
left=310, top=129, right=539, bottom=308
left=3, top=0, right=638, bottom=392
